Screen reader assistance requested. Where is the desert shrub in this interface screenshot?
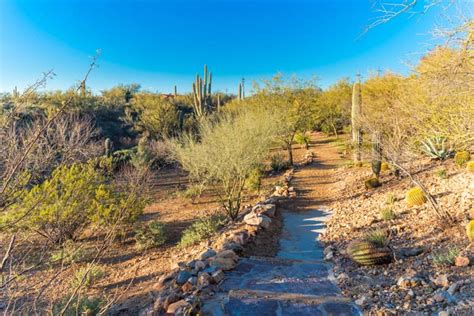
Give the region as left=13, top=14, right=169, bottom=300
left=432, top=248, right=459, bottom=266
left=169, top=109, right=279, bottom=219
left=179, top=183, right=205, bottom=201
left=385, top=193, right=396, bottom=205
left=71, top=264, right=105, bottom=289
left=245, top=166, right=263, bottom=192
left=454, top=151, right=470, bottom=167
left=179, top=214, right=225, bottom=247
left=1, top=163, right=147, bottom=243
left=270, top=153, right=290, bottom=172
left=50, top=240, right=92, bottom=264
left=364, top=229, right=389, bottom=247
left=294, top=132, right=310, bottom=149
left=134, top=221, right=167, bottom=250
left=435, top=168, right=448, bottom=179
left=111, top=149, right=135, bottom=169
left=52, top=296, right=102, bottom=316
left=379, top=207, right=396, bottom=221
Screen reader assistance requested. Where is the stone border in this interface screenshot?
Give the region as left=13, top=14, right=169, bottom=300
left=140, top=168, right=297, bottom=315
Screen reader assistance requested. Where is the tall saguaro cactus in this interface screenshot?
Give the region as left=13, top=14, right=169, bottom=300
left=238, top=78, right=245, bottom=101
left=352, top=74, right=362, bottom=163
left=192, top=65, right=212, bottom=118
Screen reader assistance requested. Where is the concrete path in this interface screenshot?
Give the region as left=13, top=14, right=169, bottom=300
left=201, top=208, right=360, bottom=315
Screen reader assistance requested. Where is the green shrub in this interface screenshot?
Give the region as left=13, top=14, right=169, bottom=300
left=432, top=248, right=459, bottom=266
left=179, top=184, right=205, bottom=200
left=435, top=168, right=448, bottom=179
left=379, top=207, right=396, bottom=221
left=179, top=214, right=225, bottom=247
left=53, top=296, right=102, bottom=316
left=364, top=229, right=389, bottom=247
left=112, top=149, right=135, bottom=169
left=245, top=167, right=263, bottom=192
left=270, top=153, right=290, bottom=172
left=385, top=193, right=396, bottom=205
left=134, top=221, right=167, bottom=250
left=294, top=133, right=310, bottom=149
left=1, top=163, right=146, bottom=243
left=71, top=264, right=105, bottom=289
left=50, top=240, right=92, bottom=264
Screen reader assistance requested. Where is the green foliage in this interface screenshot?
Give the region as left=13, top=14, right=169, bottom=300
left=134, top=221, right=167, bottom=250
left=364, top=229, right=389, bottom=247
left=112, top=149, right=135, bottom=169
left=379, top=207, right=396, bottom=221
left=1, top=163, right=146, bottom=243
left=347, top=240, right=393, bottom=266
left=71, top=264, right=105, bottom=289
left=454, top=151, right=470, bottom=167
left=179, top=214, right=225, bottom=248
left=432, top=248, right=459, bottom=266
left=421, top=135, right=452, bottom=160
left=270, top=153, right=290, bottom=172
left=52, top=296, right=102, bottom=316
left=405, top=187, right=427, bottom=207
left=245, top=166, right=263, bottom=192
left=435, top=168, right=448, bottom=179
left=50, top=240, right=92, bottom=264
left=294, top=133, right=310, bottom=149
left=179, top=184, right=205, bottom=201
left=385, top=193, right=396, bottom=205
left=364, top=177, right=381, bottom=189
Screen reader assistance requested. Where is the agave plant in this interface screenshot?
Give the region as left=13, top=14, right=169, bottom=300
left=420, top=136, right=452, bottom=160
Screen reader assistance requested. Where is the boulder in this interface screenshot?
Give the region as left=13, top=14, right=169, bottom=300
left=211, top=270, right=225, bottom=283
left=197, top=272, right=212, bottom=288
left=209, top=257, right=236, bottom=271
left=215, top=249, right=239, bottom=261
left=194, top=260, right=207, bottom=271
left=253, top=204, right=276, bottom=217
left=199, top=248, right=217, bottom=260
left=176, top=271, right=192, bottom=285
left=243, top=212, right=271, bottom=229
left=231, top=231, right=249, bottom=245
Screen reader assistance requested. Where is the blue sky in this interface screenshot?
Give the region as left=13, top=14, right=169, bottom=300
left=0, top=0, right=472, bottom=93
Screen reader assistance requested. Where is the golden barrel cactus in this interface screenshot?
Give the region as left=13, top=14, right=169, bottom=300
left=467, top=161, right=474, bottom=173
left=467, top=220, right=474, bottom=242
left=347, top=240, right=393, bottom=266
left=454, top=151, right=471, bottom=167
left=406, top=187, right=427, bottom=207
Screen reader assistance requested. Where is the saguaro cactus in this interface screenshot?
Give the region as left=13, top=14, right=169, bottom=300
left=104, top=138, right=113, bottom=157
left=174, top=85, right=178, bottom=97
left=192, top=65, right=213, bottom=118
left=352, top=74, right=362, bottom=163
left=238, top=78, right=245, bottom=101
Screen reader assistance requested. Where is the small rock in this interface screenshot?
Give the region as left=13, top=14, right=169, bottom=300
left=438, top=311, right=449, bottom=316
left=200, top=249, right=217, bottom=260
left=188, top=276, right=197, bottom=285
left=197, top=272, right=211, bottom=288
left=222, top=241, right=243, bottom=253
left=157, top=271, right=176, bottom=287
left=243, top=212, right=272, bottom=229
left=194, top=260, right=207, bottom=271
left=337, top=273, right=349, bottom=281
left=253, top=204, right=276, bottom=217
left=432, top=274, right=449, bottom=288
left=454, top=256, right=470, bottom=267
left=211, top=269, right=225, bottom=283
left=215, top=250, right=239, bottom=261
left=355, top=296, right=367, bottom=306
left=209, top=257, right=236, bottom=271
left=167, top=300, right=191, bottom=314
left=232, top=231, right=249, bottom=245
left=181, top=282, right=193, bottom=293
left=176, top=271, right=192, bottom=285
left=398, top=247, right=424, bottom=258
left=324, top=251, right=334, bottom=261
left=447, top=281, right=461, bottom=295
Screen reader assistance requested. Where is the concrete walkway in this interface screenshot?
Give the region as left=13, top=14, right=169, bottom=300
left=202, top=208, right=360, bottom=315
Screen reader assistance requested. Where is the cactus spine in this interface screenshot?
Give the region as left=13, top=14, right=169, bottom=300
left=352, top=74, right=362, bottom=163
left=406, top=187, right=427, bottom=207
left=371, top=131, right=382, bottom=178
left=192, top=65, right=212, bottom=118
left=347, top=240, right=393, bottom=266
left=104, top=138, right=113, bottom=157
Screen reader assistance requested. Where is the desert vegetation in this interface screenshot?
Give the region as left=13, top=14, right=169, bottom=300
left=0, top=1, right=472, bottom=315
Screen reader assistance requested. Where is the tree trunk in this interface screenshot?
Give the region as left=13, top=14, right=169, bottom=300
left=287, top=145, right=294, bottom=166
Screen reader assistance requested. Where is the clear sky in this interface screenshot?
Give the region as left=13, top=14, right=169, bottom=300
left=0, top=0, right=472, bottom=94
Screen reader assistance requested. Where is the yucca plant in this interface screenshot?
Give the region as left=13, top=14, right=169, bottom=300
left=420, top=136, right=452, bottom=160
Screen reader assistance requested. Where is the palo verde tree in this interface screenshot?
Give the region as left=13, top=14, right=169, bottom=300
left=169, top=108, right=279, bottom=220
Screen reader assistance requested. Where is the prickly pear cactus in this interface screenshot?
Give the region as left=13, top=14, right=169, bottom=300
left=454, top=151, right=470, bottom=167
left=406, top=187, right=427, bottom=207
left=347, top=240, right=393, bottom=266
left=467, top=220, right=474, bottom=242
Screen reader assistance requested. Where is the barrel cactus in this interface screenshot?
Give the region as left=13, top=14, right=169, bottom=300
left=347, top=240, right=393, bottom=266
left=467, top=220, right=474, bottom=242
left=406, top=187, right=427, bottom=207
left=467, top=161, right=474, bottom=173
left=454, top=151, right=470, bottom=167
left=381, top=162, right=390, bottom=172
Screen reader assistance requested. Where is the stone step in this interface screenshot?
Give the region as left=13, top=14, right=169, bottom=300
left=201, top=290, right=361, bottom=316
left=219, top=257, right=339, bottom=296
